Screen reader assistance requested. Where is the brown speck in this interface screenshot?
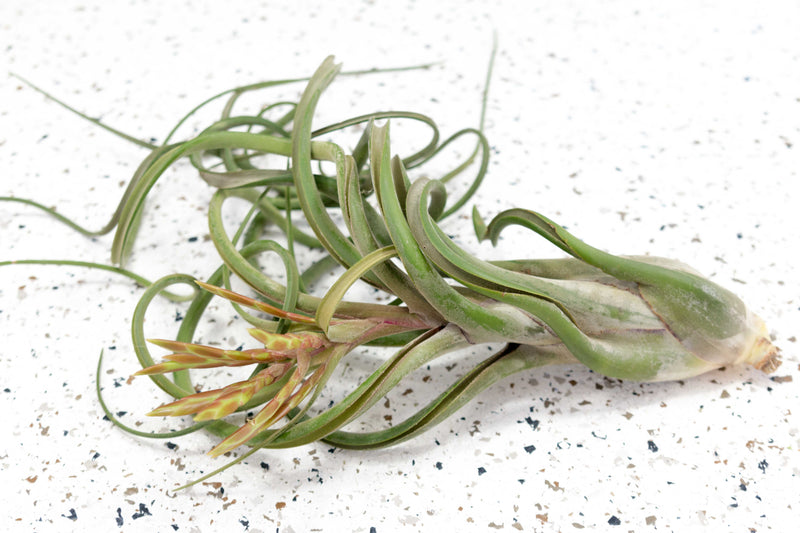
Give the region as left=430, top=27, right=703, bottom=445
left=645, top=516, right=656, bottom=525
left=720, top=390, right=730, bottom=399
left=545, top=480, right=564, bottom=492
left=771, top=375, right=793, bottom=383
left=203, top=481, right=223, bottom=491
left=25, top=475, right=38, bottom=483
left=572, top=523, right=585, bottom=529
left=512, top=524, right=523, bottom=531
left=124, top=487, right=138, bottom=496
left=622, top=412, right=633, bottom=419
left=488, top=522, right=503, bottom=529
left=222, top=499, right=237, bottom=510
left=536, top=513, right=548, bottom=523
left=275, top=502, right=286, bottom=510
left=746, top=439, right=762, bottom=451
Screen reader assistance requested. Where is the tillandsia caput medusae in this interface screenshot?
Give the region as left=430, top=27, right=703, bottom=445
left=2, top=51, right=780, bottom=488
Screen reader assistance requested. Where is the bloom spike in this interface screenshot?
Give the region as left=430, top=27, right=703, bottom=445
left=135, top=352, right=252, bottom=375
left=247, top=329, right=328, bottom=356
left=193, top=365, right=291, bottom=421
left=147, top=388, right=226, bottom=417
left=207, top=351, right=313, bottom=458
left=146, top=363, right=292, bottom=419
left=195, top=281, right=317, bottom=324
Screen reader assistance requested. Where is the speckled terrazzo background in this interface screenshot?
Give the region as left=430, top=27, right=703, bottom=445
left=1, top=1, right=798, bottom=531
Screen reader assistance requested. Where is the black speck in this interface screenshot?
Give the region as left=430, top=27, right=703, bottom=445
left=758, top=459, right=768, bottom=473
left=260, top=461, right=269, bottom=470
left=608, top=515, right=621, bottom=526
left=174, top=310, right=183, bottom=322
left=3, top=388, right=9, bottom=393
left=434, top=461, right=443, bottom=470
left=115, top=508, right=124, bottom=527
left=63, top=508, right=78, bottom=521
left=116, top=411, right=127, bottom=417
left=524, top=417, right=540, bottom=430
left=740, top=483, right=747, bottom=491
left=518, top=479, right=525, bottom=484
left=370, top=528, right=377, bottom=533
left=166, top=442, right=178, bottom=450
left=477, top=467, right=487, bottom=476
left=435, top=439, right=440, bottom=445
left=171, top=525, right=179, bottom=531
left=132, top=503, right=152, bottom=520
left=239, top=517, right=249, bottom=529
left=92, top=452, right=101, bottom=460
left=647, top=440, right=659, bottom=452
left=524, top=445, right=536, bottom=453
left=188, top=236, right=198, bottom=242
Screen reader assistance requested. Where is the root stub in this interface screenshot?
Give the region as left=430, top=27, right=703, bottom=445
left=751, top=337, right=782, bottom=374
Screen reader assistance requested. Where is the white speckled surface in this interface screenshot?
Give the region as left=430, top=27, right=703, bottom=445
left=1, top=1, right=798, bottom=531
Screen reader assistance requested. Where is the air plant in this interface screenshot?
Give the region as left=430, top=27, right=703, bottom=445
left=2, top=51, right=779, bottom=489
